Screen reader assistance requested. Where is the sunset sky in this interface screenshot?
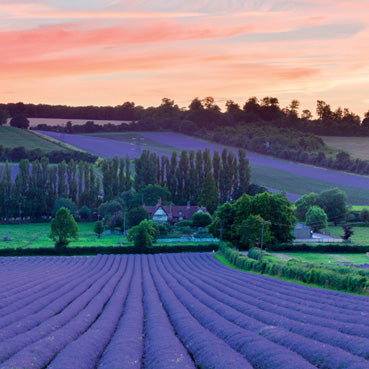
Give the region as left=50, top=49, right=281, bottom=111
left=1, top=0, right=368, bottom=116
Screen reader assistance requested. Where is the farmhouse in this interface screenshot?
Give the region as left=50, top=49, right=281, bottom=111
left=144, top=199, right=207, bottom=224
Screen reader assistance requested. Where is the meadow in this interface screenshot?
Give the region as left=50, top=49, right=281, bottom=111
left=270, top=252, right=369, bottom=265
left=0, top=222, right=216, bottom=249
left=322, top=136, right=369, bottom=160
left=0, top=127, right=66, bottom=152
left=1, top=253, right=369, bottom=368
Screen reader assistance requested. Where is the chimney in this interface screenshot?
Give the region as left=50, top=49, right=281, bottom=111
left=158, top=198, right=162, bottom=206
left=187, top=201, right=190, bottom=209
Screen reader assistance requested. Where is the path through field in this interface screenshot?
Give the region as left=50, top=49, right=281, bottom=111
left=1, top=253, right=369, bottom=368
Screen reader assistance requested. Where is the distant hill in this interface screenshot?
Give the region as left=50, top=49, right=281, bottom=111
left=0, top=126, right=68, bottom=152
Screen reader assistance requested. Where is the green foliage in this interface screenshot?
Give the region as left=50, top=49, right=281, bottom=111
left=49, top=207, right=79, bottom=249
left=128, top=219, right=157, bottom=250
left=219, top=243, right=369, bottom=295
left=360, top=208, right=369, bottom=222
left=294, top=192, right=318, bottom=221
left=127, top=206, right=149, bottom=227
left=52, top=198, right=77, bottom=218
left=248, top=247, right=262, bottom=260
left=98, top=200, right=123, bottom=218
left=191, top=212, right=212, bottom=228
left=316, top=187, right=348, bottom=224
left=209, top=192, right=295, bottom=248
left=94, top=221, right=104, bottom=238
left=305, top=205, right=328, bottom=232
left=141, top=184, right=171, bottom=206
left=78, top=205, right=91, bottom=221
left=199, top=172, right=219, bottom=214
left=238, top=214, right=271, bottom=249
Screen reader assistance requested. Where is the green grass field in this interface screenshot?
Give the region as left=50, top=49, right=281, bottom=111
left=0, top=126, right=66, bottom=152
left=327, top=225, right=369, bottom=245
left=321, top=136, right=369, bottom=160
left=269, top=251, right=369, bottom=264
left=0, top=222, right=125, bottom=249
left=251, top=164, right=369, bottom=205
left=0, top=222, right=217, bottom=249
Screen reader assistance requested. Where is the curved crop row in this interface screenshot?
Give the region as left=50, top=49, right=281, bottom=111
left=0, top=253, right=368, bottom=368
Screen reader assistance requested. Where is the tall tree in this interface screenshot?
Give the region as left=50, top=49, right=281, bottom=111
left=200, top=172, right=219, bottom=214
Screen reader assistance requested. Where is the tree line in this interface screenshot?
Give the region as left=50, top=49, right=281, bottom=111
left=0, top=145, right=97, bottom=163
left=2, top=96, right=368, bottom=136
left=100, top=148, right=252, bottom=214
left=0, top=159, right=100, bottom=220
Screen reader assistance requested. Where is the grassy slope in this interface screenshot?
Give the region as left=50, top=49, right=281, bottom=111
left=0, top=126, right=66, bottom=152
left=321, top=136, right=369, bottom=160
left=86, top=132, right=369, bottom=205
left=251, top=164, right=369, bottom=205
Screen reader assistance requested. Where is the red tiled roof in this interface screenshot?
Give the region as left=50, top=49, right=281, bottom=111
left=143, top=199, right=207, bottom=223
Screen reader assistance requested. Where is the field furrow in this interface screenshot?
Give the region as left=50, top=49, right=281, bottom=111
left=0, top=253, right=368, bottom=369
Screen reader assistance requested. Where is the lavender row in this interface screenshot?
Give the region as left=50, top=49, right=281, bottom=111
left=0, top=256, right=93, bottom=320
left=0, top=257, right=75, bottom=300
left=48, top=255, right=135, bottom=369
left=148, top=255, right=254, bottom=369
left=0, top=255, right=107, bottom=338
left=183, top=254, right=369, bottom=360
left=0, top=255, right=120, bottom=364
left=156, top=255, right=315, bottom=369
left=170, top=254, right=369, bottom=369
left=97, top=255, right=144, bottom=369
left=190, top=255, right=369, bottom=330
left=141, top=255, right=195, bottom=369
left=202, top=253, right=369, bottom=312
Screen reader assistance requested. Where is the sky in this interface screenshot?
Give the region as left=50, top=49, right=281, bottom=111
left=0, top=0, right=369, bottom=117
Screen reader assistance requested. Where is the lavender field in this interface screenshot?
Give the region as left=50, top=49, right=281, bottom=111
left=1, top=253, right=369, bottom=368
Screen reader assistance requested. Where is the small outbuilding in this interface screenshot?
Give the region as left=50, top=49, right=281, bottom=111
left=293, top=223, right=312, bottom=239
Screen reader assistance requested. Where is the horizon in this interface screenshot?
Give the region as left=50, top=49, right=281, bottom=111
left=0, top=1, right=368, bottom=116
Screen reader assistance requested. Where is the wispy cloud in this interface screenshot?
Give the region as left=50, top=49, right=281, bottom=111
left=0, top=0, right=368, bottom=115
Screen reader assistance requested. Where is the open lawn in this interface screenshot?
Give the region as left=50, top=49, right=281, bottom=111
left=322, top=136, right=369, bottom=160
left=269, top=251, right=369, bottom=264
left=0, top=222, right=125, bottom=248
left=0, top=126, right=67, bottom=152
left=327, top=225, right=369, bottom=245
left=0, top=222, right=217, bottom=249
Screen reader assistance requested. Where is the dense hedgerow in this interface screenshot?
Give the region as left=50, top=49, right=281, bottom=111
left=219, top=243, right=369, bottom=295
left=0, top=243, right=219, bottom=257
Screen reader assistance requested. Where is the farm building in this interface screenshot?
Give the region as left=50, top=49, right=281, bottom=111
left=293, top=223, right=312, bottom=239
left=144, top=199, right=207, bottom=224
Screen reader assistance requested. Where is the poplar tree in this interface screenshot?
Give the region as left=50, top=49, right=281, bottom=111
left=212, top=150, right=221, bottom=190
left=118, top=157, right=125, bottom=193
left=124, top=155, right=132, bottom=190
left=200, top=172, right=219, bottom=214
left=57, top=160, right=67, bottom=198
left=237, top=149, right=251, bottom=195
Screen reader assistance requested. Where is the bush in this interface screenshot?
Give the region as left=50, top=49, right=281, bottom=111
left=79, top=205, right=91, bottom=221
left=248, top=247, right=262, bottom=260
left=192, top=212, right=212, bottom=227
left=219, top=243, right=369, bottom=295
